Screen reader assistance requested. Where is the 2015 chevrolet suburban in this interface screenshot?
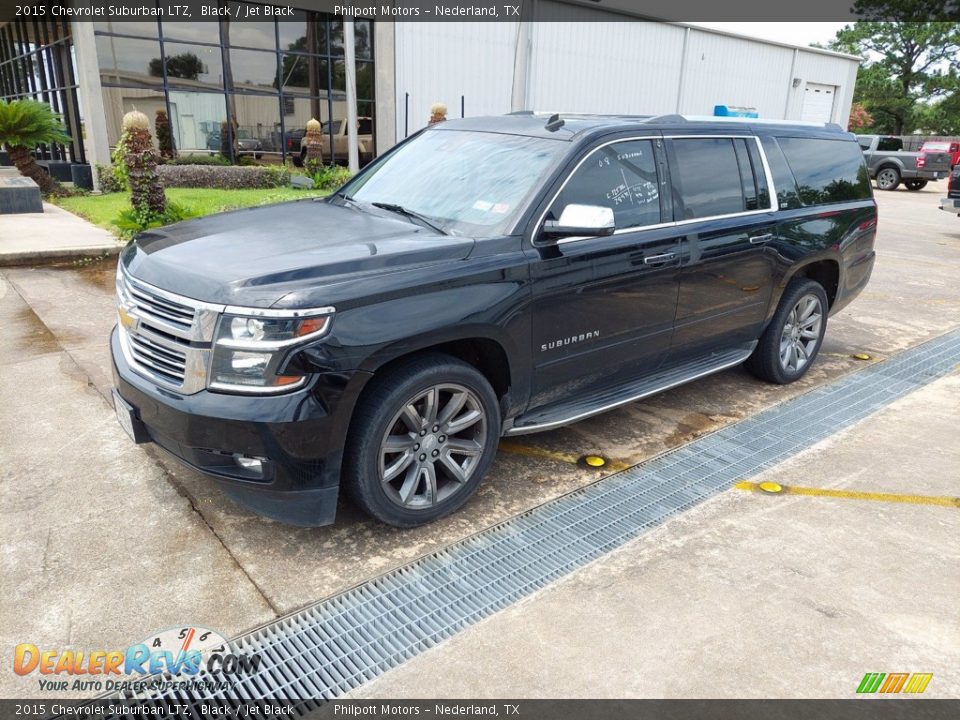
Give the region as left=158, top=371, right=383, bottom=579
left=112, top=113, right=877, bottom=528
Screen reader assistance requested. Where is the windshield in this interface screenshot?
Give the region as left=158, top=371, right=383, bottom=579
left=342, top=129, right=566, bottom=236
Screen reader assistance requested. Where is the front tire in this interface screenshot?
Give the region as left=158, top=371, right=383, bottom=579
left=904, top=180, right=927, bottom=191
left=875, top=167, right=901, bottom=191
left=344, top=354, right=501, bottom=527
left=746, top=278, right=828, bottom=385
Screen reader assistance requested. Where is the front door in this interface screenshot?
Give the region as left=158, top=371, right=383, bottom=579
left=528, top=137, right=681, bottom=408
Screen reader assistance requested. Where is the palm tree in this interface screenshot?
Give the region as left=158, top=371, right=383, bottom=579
left=0, top=99, right=72, bottom=196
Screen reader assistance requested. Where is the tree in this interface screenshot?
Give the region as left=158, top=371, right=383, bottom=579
left=0, top=98, right=71, bottom=196
left=847, top=103, right=874, bottom=131
left=831, top=14, right=960, bottom=134
left=149, top=52, right=203, bottom=80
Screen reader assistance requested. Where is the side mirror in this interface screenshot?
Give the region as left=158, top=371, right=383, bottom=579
left=542, top=204, right=615, bottom=239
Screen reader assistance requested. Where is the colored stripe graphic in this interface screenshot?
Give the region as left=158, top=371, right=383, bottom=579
left=857, top=673, right=886, bottom=693
left=903, top=673, right=933, bottom=694
left=880, top=673, right=909, bottom=693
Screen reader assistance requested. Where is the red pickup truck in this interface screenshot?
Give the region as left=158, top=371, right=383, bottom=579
left=920, top=140, right=960, bottom=170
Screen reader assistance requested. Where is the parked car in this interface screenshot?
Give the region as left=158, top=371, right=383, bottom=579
left=919, top=140, right=960, bottom=169
left=112, top=113, right=877, bottom=528
left=205, top=128, right=263, bottom=159
left=857, top=134, right=951, bottom=190
left=940, top=164, right=960, bottom=216
left=295, top=117, right=374, bottom=166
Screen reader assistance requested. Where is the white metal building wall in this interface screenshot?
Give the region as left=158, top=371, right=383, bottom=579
left=527, top=18, right=688, bottom=114
left=390, top=8, right=860, bottom=145
left=394, top=22, right=519, bottom=139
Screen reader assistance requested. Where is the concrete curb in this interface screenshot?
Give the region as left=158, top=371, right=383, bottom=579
left=0, top=244, right=123, bottom=268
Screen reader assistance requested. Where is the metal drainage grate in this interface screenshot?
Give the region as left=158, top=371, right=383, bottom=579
left=114, top=328, right=960, bottom=710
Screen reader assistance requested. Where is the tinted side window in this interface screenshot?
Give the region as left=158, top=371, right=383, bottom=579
left=776, top=137, right=872, bottom=206
left=877, top=137, right=903, bottom=152
left=551, top=140, right=661, bottom=230
left=760, top=136, right=802, bottom=210
left=667, top=138, right=744, bottom=219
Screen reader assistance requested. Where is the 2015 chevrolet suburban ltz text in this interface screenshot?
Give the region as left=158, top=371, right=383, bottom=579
left=111, top=113, right=878, bottom=528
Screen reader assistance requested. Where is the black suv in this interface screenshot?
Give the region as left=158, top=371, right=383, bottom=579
left=112, top=113, right=877, bottom=528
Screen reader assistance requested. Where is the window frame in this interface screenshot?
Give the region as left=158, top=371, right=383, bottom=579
left=546, top=137, right=666, bottom=235
left=530, top=133, right=779, bottom=246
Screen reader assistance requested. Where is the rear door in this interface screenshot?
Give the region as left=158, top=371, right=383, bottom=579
left=527, top=136, right=680, bottom=406
left=663, top=135, right=778, bottom=360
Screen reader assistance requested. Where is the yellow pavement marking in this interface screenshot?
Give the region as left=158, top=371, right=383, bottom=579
left=735, top=481, right=960, bottom=508
left=498, top=441, right=632, bottom=472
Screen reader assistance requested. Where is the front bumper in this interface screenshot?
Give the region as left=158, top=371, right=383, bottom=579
left=111, top=326, right=369, bottom=526
left=940, top=197, right=960, bottom=214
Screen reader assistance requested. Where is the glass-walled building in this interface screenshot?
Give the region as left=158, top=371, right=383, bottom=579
left=1, top=2, right=376, bottom=174
left=93, top=5, right=373, bottom=164
left=0, top=18, right=85, bottom=163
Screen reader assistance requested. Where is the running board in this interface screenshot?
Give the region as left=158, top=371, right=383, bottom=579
left=504, top=342, right=757, bottom=436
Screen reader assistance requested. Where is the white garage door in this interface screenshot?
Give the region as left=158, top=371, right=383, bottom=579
left=801, top=83, right=836, bottom=123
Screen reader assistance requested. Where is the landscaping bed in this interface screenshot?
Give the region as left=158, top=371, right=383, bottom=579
left=56, top=187, right=329, bottom=234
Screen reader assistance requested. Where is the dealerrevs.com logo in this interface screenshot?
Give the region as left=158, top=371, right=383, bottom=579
left=14, top=626, right=261, bottom=693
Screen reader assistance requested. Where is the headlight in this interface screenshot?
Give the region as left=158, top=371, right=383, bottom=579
left=209, top=307, right=333, bottom=393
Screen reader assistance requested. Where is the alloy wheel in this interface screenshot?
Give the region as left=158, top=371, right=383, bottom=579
left=877, top=169, right=898, bottom=190
left=378, top=383, right=487, bottom=509
left=779, top=294, right=823, bottom=374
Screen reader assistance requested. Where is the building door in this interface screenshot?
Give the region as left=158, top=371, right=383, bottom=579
left=801, top=83, right=836, bottom=123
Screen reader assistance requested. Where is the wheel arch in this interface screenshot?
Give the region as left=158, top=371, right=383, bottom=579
left=356, top=328, right=521, bottom=416
left=788, top=258, right=840, bottom=309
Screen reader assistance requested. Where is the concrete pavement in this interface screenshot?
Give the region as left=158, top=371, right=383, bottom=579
left=0, top=274, right=276, bottom=699
left=353, top=372, right=960, bottom=699
left=0, top=179, right=957, bottom=698
left=0, top=201, right=122, bottom=267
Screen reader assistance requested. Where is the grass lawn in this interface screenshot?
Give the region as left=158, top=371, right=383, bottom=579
left=56, top=187, right=329, bottom=234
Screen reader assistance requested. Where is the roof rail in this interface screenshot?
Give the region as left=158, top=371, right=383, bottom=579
left=644, top=114, right=687, bottom=124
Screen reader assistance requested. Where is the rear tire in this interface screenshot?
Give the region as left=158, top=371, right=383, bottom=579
left=875, top=167, right=901, bottom=191
left=746, top=278, right=828, bottom=385
left=344, top=354, right=501, bottom=527
left=904, top=180, right=927, bottom=191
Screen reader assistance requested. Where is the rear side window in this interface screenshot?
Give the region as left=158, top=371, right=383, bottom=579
left=776, top=137, right=872, bottom=206
left=551, top=139, right=661, bottom=230
left=760, top=136, right=802, bottom=210
left=877, top=137, right=903, bottom=152
left=667, top=138, right=746, bottom=219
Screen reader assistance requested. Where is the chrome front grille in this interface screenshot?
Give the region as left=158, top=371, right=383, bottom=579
left=125, top=282, right=195, bottom=333
left=116, top=266, right=225, bottom=394
left=127, top=332, right=187, bottom=384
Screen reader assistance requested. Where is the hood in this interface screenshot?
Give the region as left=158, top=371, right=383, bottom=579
left=122, top=199, right=475, bottom=307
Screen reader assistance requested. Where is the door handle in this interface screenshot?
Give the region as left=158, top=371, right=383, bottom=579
left=749, top=233, right=773, bottom=244
left=643, top=252, right=677, bottom=266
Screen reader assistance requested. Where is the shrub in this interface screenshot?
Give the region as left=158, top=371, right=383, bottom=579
left=155, top=109, right=175, bottom=160
left=0, top=98, right=71, bottom=196
left=122, top=110, right=166, bottom=215
left=167, top=154, right=230, bottom=166
left=303, top=118, right=323, bottom=172
left=113, top=201, right=196, bottom=241
left=157, top=164, right=290, bottom=189
left=310, top=164, right=352, bottom=191
left=95, top=163, right=123, bottom=193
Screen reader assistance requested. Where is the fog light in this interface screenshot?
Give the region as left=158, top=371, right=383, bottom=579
left=233, top=454, right=265, bottom=475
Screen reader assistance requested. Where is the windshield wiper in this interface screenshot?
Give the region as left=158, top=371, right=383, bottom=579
left=370, top=202, right=448, bottom=235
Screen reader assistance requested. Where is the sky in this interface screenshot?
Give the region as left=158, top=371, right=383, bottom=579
left=688, top=23, right=850, bottom=49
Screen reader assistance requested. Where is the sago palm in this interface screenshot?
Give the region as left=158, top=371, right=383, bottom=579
left=0, top=98, right=72, bottom=196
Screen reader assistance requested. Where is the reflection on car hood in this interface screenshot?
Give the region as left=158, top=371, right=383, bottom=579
left=122, top=199, right=475, bottom=307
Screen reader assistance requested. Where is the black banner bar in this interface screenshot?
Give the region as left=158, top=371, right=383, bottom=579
left=1, top=0, right=958, bottom=23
